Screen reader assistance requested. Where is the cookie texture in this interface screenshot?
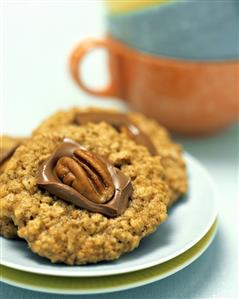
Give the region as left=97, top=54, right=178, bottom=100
left=34, top=107, right=188, bottom=205
left=0, top=135, right=24, bottom=173
left=0, top=135, right=26, bottom=238
left=0, top=123, right=169, bottom=264
left=0, top=216, right=18, bottom=239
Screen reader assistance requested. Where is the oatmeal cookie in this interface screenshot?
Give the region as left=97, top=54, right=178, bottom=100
left=0, top=135, right=24, bottom=173
left=0, top=135, right=25, bottom=238
left=34, top=107, right=188, bottom=205
left=0, top=216, right=18, bottom=239
left=0, top=123, right=169, bottom=264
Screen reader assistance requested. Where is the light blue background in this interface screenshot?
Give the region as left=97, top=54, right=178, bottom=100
left=1, top=1, right=238, bottom=298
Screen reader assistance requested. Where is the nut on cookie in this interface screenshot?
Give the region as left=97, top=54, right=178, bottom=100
left=0, top=123, right=169, bottom=264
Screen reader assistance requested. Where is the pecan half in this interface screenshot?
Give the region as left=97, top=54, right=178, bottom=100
left=55, top=149, right=114, bottom=204
left=37, top=139, right=133, bottom=217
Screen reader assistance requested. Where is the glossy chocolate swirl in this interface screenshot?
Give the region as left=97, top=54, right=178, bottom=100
left=37, top=139, right=133, bottom=217
left=74, top=112, right=158, bottom=156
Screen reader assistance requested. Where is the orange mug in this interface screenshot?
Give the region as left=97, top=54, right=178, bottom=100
left=69, top=38, right=239, bottom=135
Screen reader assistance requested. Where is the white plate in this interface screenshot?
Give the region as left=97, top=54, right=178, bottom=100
left=0, top=153, right=217, bottom=277
left=1, top=220, right=217, bottom=295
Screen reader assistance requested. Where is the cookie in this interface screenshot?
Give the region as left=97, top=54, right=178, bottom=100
left=0, top=135, right=24, bottom=173
left=0, top=136, right=25, bottom=238
left=34, top=107, right=188, bottom=205
left=0, top=216, right=18, bottom=239
left=0, top=123, right=169, bottom=264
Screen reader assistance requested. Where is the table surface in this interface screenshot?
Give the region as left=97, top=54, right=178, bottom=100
left=1, top=1, right=238, bottom=298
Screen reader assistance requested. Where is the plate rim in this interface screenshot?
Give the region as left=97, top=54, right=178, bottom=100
left=0, top=153, right=218, bottom=277
left=1, top=219, right=218, bottom=295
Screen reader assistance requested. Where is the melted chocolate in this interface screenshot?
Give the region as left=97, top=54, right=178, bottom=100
left=0, top=145, right=19, bottom=166
left=37, top=139, right=132, bottom=217
left=74, top=112, right=158, bottom=156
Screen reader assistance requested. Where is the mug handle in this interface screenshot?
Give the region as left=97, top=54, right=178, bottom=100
left=69, top=38, right=122, bottom=98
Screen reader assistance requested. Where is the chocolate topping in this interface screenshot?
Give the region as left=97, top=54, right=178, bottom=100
left=37, top=138, right=133, bottom=217
left=0, top=145, right=19, bottom=166
left=74, top=112, right=158, bottom=156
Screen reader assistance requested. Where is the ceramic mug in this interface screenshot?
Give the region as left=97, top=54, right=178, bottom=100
left=107, top=0, right=239, bottom=60
left=69, top=38, right=239, bottom=135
